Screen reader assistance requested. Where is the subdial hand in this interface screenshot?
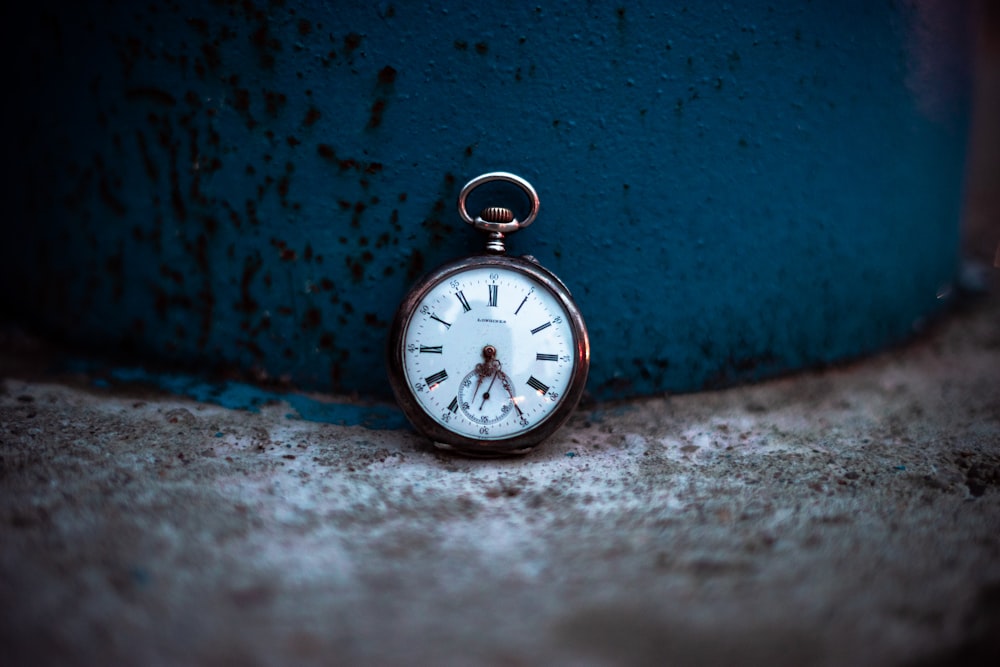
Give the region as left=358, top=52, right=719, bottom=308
left=479, top=368, right=500, bottom=410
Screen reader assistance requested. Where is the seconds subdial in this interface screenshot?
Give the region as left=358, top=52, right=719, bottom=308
left=457, top=345, right=517, bottom=426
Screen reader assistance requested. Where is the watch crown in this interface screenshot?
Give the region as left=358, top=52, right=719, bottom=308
left=479, top=207, right=515, bottom=224
left=478, top=207, right=517, bottom=253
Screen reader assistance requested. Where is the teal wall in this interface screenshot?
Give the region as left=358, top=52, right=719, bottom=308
left=0, top=1, right=969, bottom=399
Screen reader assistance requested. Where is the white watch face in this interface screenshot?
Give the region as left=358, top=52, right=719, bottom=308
left=401, top=265, right=577, bottom=441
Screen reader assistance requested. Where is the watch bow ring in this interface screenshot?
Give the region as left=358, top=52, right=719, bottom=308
left=457, top=171, right=540, bottom=233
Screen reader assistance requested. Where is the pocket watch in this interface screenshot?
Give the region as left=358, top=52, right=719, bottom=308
left=387, top=172, right=590, bottom=456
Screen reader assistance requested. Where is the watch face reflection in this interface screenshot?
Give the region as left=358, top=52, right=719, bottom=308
left=401, top=266, right=576, bottom=440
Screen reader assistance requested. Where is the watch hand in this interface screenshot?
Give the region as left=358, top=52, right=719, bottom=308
left=479, top=370, right=499, bottom=410
left=471, top=345, right=498, bottom=403
left=470, top=370, right=485, bottom=403
left=498, top=371, right=524, bottom=416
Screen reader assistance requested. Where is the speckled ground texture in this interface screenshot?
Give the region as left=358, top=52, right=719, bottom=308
left=1, top=281, right=999, bottom=667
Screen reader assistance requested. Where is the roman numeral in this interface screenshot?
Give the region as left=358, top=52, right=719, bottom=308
left=424, top=370, right=448, bottom=389
left=447, top=397, right=459, bottom=413
left=526, top=376, right=549, bottom=395
left=455, top=291, right=471, bottom=312
left=515, top=295, right=528, bottom=315
left=536, top=353, right=558, bottom=361
left=488, top=284, right=498, bottom=308
left=430, top=314, right=451, bottom=329
left=419, top=345, right=443, bottom=354
left=530, top=322, right=551, bottom=335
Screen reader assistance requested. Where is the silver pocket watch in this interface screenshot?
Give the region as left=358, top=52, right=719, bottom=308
left=387, top=172, right=590, bottom=456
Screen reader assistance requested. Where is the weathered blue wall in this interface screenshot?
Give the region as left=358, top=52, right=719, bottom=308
left=0, top=1, right=969, bottom=399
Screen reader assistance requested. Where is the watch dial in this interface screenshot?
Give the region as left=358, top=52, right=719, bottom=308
left=401, top=266, right=577, bottom=441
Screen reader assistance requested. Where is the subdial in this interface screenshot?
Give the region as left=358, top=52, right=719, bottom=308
left=457, top=359, right=515, bottom=426
left=458, top=368, right=514, bottom=425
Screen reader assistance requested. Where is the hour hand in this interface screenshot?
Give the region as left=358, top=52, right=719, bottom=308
left=470, top=372, right=486, bottom=402
left=498, top=371, right=524, bottom=416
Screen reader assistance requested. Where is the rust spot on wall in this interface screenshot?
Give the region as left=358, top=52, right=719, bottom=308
left=201, top=42, right=222, bottom=71
left=378, top=65, right=397, bottom=84
left=250, top=22, right=282, bottom=69
left=263, top=90, right=287, bottom=117
left=367, top=99, right=387, bottom=128
left=202, top=215, right=219, bottom=235
left=301, top=308, right=322, bottom=329
left=351, top=201, right=366, bottom=228
left=232, top=88, right=251, bottom=111
left=406, top=249, right=425, bottom=281
left=303, top=106, right=321, bottom=126
left=367, top=64, right=397, bottom=130
left=343, top=32, right=363, bottom=53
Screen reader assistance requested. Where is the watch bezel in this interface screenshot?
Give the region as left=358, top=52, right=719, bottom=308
left=387, top=254, right=589, bottom=456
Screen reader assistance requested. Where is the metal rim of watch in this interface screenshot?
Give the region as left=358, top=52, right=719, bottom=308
left=387, top=254, right=590, bottom=457
left=456, top=172, right=540, bottom=234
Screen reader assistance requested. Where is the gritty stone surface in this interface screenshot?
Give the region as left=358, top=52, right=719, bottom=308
left=1, top=290, right=999, bottom=666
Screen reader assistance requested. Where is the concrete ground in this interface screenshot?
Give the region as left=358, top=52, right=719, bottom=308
left=1, top=282, right=999, bottom=666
